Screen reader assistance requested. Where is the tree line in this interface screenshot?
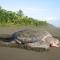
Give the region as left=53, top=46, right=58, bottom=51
left=0, top=6, right=48, bottom=27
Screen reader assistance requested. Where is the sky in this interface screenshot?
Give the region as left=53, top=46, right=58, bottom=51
left=0, top=0, right=60, bottom=27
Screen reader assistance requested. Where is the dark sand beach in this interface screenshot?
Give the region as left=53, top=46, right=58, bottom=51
left=0, top=47, right=60, bottom=60
left=0, top=27, right=60, bottom=60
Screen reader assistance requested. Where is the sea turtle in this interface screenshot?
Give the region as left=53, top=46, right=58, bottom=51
left=13, top=28, right=60, bottom=49
left=0, top=28, right=60, bottom=51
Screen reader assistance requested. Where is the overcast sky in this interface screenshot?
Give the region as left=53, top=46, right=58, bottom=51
left=0, top=0, right=60, bottom=27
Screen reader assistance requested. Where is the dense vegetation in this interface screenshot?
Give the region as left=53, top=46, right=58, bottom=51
left=0, top=6, right=48, bottom=27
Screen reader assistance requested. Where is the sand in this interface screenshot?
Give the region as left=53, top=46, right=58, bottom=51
left=0, top=47, right=60, bottom=60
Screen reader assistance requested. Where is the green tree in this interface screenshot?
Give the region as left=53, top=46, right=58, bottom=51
left=17, top=9, right=24, bottom=17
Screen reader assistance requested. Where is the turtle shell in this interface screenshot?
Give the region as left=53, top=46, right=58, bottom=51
left=15, top=28, right=49, bottom=44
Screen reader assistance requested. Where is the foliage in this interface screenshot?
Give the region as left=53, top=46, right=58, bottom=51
left=17, top=9, right=24, bottom=17
left=0, top=6, right=48, bottom=27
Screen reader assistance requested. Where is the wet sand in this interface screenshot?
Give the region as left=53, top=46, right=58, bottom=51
left=0, top=47, right=60, bottom=60
left=0, top=27, right=60, bottom=60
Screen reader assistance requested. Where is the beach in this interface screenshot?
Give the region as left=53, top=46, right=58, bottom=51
left=0, top=27, right=60, bottom=60
left=0, top=47, right=60, bottom=60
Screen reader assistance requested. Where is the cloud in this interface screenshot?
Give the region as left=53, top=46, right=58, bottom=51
left=40, top=16, right=60, bottom=21
left=25, top=7, right=48, bottom=11
left=23, top=7, right=48, bottom=14
left=42, top=16, right=57, bottom=20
